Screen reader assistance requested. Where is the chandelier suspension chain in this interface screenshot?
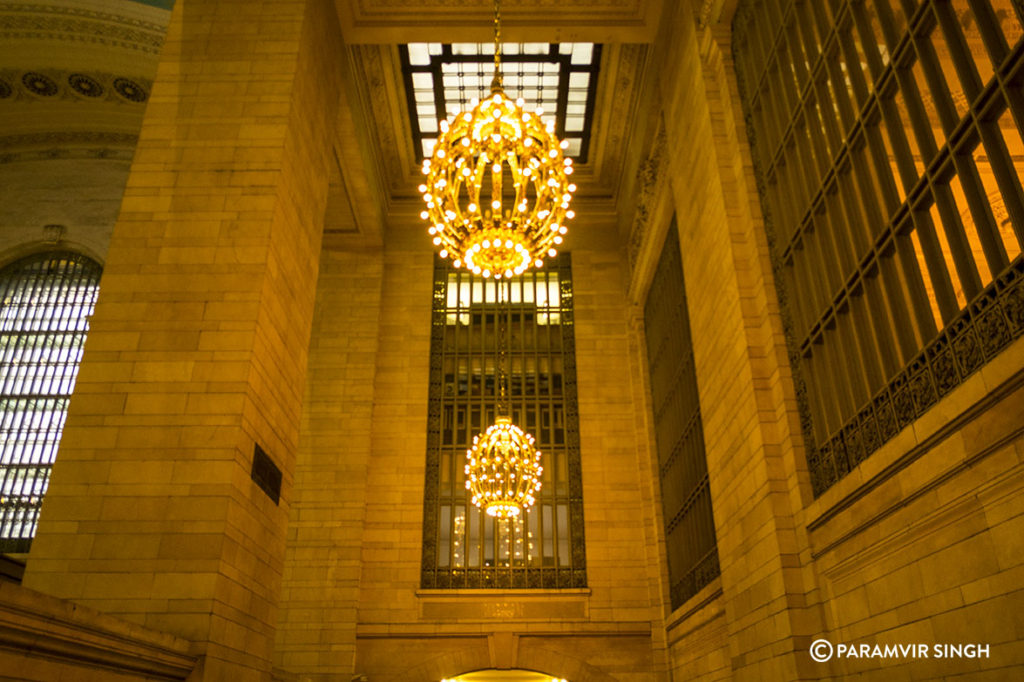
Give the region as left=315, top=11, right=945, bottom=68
left=430, top=0, right=563, bottom=520
left=492, top=0, right=502, bottom=92
left=498, top=281, right=509, bottom=416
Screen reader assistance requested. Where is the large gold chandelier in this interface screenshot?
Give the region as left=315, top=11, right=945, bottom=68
left=418, top=0, right=576, bottom=279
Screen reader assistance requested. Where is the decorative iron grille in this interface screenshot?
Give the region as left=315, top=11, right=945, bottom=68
left=643, top=221, right=720, bottom=610
left=0, top=251, right=101, bottom=552
left=733, top=0, right=1024, bottom=495
left=421, top=254, right=586, bottom=589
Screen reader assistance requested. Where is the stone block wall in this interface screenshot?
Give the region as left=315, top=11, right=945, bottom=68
left=274, top=247, right=385, bottom=676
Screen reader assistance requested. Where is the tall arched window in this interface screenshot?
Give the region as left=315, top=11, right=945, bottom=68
left=0, top=251, right=101, bottom=552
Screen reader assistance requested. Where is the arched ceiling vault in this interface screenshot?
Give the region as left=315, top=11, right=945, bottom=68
left=0, top=0, right=171, bottom=261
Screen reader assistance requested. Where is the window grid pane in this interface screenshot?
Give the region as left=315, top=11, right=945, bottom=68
left=0, top=252, right=101, bottom=552
left=400, top=43, right=601, bottom=164
left=734, top=0, right=1024, bottom=495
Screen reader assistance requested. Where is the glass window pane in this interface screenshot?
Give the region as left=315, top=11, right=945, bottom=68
left=643, top=220, right=718, bottom=609
left=857, top=0, right=892, bottom=78
left=997, top=108, right=1024, bottom=257
left=403, top=42, right=599, bottom=161
left=869, top=0, right=908, bottom=45
left=910, top=59, right=941, bottom=150
left=952, top=0, right=996, bottom=83
left=408, top=43, right=432, bottom=65
left=894, top=90, right=926, bottom=178
left=990, top=0, right=1024, bottom=49
left=734, top=0, right=1024, bottom=499
left=929, top=200, right=968, bottom=308
left=947, top=173, right=995, bottom=284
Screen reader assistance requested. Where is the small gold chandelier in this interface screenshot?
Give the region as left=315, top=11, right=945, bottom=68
left=465, top=416, right=542, bottom=518
left=464, top=282, right=543, bottom=518
left=419, top=0, right=577, bottom=279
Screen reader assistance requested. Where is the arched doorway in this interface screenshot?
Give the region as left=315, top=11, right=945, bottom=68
left=442, top=670, right=567, bottom=682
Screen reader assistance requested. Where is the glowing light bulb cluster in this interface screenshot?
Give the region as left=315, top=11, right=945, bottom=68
left=464, top=416, right=543, bottom=518
left=420, top=91, right=576, bottom=279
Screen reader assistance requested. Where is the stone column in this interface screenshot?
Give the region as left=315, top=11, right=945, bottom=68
left=23, top=0, right=344, bottom=679
left=653, top=2, right=823, bottom=680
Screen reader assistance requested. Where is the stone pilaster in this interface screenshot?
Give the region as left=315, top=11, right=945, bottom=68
left=649, top=2, right=821, bottom=679
left=23, top=0, right=345, bottom=679
left=274, top=248, right=384, bottom=678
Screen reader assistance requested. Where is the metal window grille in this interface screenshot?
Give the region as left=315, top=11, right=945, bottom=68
left=0, top=251, right=101, bottom=552
left=400, top=42, right=602, bottom=161
left=421, top=254, right=586, bottom=589
left=733, top=0, right=1024, bottom=495
left=643, top=221, right=720, bottom=610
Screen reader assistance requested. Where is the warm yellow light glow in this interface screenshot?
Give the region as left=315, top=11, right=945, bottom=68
left=465, top=416, right=542, bottom=518
left=420, top=89, right=575, bottom=279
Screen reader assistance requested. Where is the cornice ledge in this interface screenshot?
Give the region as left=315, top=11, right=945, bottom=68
left=0, top=582, right=196, bottom=680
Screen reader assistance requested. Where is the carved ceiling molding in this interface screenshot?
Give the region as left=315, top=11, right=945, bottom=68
left=0, top=4, right=166, bottom=55
left=627, top=120, right=667, bottom=273
left=696, top=0, right=714, bottom=28
left=352, top=0, right=643, bottom=17
left=360, top=0, right=636, bottom=6
left=351, top=45, right=409, bottom=201
left=0, top=69, right=150, bottom=103
left=592, top=43, right=648, bottom=192
left=0, top=131, right=138, bottom=164
left=337, top=0, right=660, bottom=43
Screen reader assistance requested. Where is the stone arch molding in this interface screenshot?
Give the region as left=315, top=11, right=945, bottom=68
left=379, top=640, right=622, bottom=682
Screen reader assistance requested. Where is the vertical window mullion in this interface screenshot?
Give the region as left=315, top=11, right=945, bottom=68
left=838, top=14, right=873, bottom=107
left=864, top=105, right=904, bottom=215
left=934, top=0, right=986, bottom=102
left=913, top=21, right=962, bottom=135
left=643, top=222, right=719, bottom=609
left=849, top=281, right=887, bottom=392
left=851, top=1, right=887, bottom=85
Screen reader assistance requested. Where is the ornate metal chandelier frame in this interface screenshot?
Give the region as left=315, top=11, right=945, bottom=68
left=418, top=0, right=577, bottom=279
